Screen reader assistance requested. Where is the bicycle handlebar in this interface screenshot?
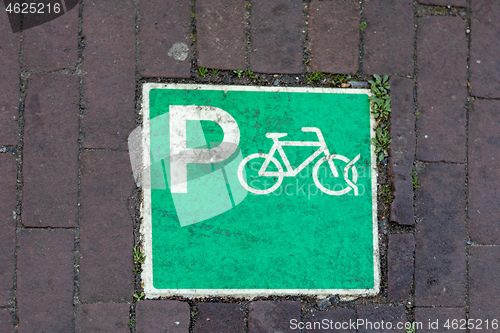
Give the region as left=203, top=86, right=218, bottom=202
left=301, top=127, right=325, bottom=144
left=301, top=127, right=320, bottom=133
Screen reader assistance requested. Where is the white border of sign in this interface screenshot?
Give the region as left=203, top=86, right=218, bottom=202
left=140, top=83, right=379, bottom=299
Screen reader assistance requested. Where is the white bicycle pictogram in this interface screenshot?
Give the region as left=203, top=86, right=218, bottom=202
left=237, top=127, right=361, bottom=195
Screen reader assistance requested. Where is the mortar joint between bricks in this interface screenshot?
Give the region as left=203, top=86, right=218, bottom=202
left=244, top=0, right=252, bottom=70
left=463, top=0, right=472, bottom=325
left=189, top=0, right=198, bottom=78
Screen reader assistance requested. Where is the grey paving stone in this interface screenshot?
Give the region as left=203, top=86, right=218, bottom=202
left=418, top=0, right=466, bottom=6
left=135, top=300, right=190, bottom=333
left=196, top=0, right=247, bottom=71
left=309, top=0, right=359, bottom=74
left=79, top=151, right=134, bottom=303
left=249, top=301, right=301, bottom=333
left=76, top=303, right=130, bottom=333
left=414, top=164, right=466, bottom=306
left=0, top=309, right=13, bottom=333
left=250, top=0, right=303, bottom=74
left=194, top=303, right=246, bottom=333
left=416, top=16, right=467, bottom=162
left=364, top=0, right=414, bottom=75
left=17, top=229, right=74, bottom=333
left=304, top=308, right=356, bottom=333
left=415, top=307, right=466, bottom=333
left=387, top=233, right=415, bottom=302
left=23, top=6, right=78, bottom=71
left=470, top=0, right=500, bottom=98
left=389, top=77, right=416, bottom=225
left=0, top=14, right=19, bottom=145
left=82, top=0, right=136, bottom=149
left=468, top=97, right=500, bottom=245
left=0, top=154, right=17, bottom=307
left=22, top=74, right=79, bottom=227
left=357, top=305, right=406, bottom=333
left=469, top=246, right=500, bottom=333
left=139, top=0, right=192, bottom=78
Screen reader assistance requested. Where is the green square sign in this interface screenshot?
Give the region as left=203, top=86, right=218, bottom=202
left=134, top=84, right=379, bottom=298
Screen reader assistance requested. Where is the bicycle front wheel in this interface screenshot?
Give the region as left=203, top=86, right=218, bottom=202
left=312, top=154, right=359, bottom=196
left=238, top=153, right=284, bottom=194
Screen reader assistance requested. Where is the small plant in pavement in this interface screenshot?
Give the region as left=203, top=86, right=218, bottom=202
left=381, top=184, right=394, bottom=203
left=412, top=168, right=420, bottom=189
left=244, top=69, right=257, bottom=79
left=306, top=71, right=326, bottom=84
left=372, top=124, right=391, bottom=162
left=198, top=66, right=208, bottom=77
left=134, top=246, right=145, bottom=265
left=360, top=20, right=367, bottom=31
left=369, top=74, right=391, bottom=121
left=133, top=292, right=145, bottom=301
left=134, top=246, right=145, bottom=274
left=233, top=69, right=244, bottom=78
left=331, top=74, right=347, bottom=86
left=406, top=326, right=416, bottom=333
left=369, top=74, right=392, bottom=163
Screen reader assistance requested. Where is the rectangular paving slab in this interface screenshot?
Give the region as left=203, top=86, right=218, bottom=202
left=136, top=84, right=379, bottom=298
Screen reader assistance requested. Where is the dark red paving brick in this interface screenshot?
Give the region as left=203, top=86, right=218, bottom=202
left=469, top=246, right=500, bottom=333
left=0, top=309, right=13, bottom=333
left=22, top=74, right=79, bottom=227
left=389, top=77, right=415, bottom=226
left=470, top=1, right=500, bottom=98
left=249, top=0, right=303, bottom=74
left=0, top=154, right=17, bottom=307
left=363, top=0, right=414, bottom=75
left=0, top=13, right=19, bottom=146
left=23, top=7, right=78, bottom=71
left=194, top=303, right=245, bottom=333
left=416, top=16, right=467, bottom=163
left=308, top=0, right=359, bottom=74
left=468, top=100, right=500, bottom=244
left=249, top=301, right=301, bottom=333
left=139, top=0, right=192, bottom=78
left=79, top=151, right=134, bottom=303
left=196, top=0, right=246, bottom=71
left=135, top=300, right=190, bottom=333
left=76, top=303, right=130, bottom=333
left=387, top=233, right=415, bottom=302
left=356, top=306, right=406, bottom=333
left=414, top=164, right=466, bottom=307
left=418, top=0, right=466, bottom=6
left=415, top=307, right=466, bottom=333
left=17, top=229, right=74, bottom=333
left=82, top=0, right=136, bottom=149
left=304, top=308, right=356, bottom=333
left=3, top=3, right=20, bottom=33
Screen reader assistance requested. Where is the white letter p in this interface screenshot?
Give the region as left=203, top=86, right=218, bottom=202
left=169, top=105, right=240, bottom=193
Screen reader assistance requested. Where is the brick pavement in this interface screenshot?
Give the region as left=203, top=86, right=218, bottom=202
left=0, top=1, right=498, bottom=332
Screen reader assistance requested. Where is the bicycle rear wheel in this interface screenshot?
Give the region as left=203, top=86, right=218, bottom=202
left=312, top=154, right=359, bottom=196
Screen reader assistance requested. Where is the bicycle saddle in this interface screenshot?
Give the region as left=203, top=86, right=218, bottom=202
left=266, top=133, right=288, bottom=139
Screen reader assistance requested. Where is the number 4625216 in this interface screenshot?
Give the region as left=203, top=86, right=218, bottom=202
left=444, top=319, right=498, bottom=330
left=6, top=2, right=61, bottom=14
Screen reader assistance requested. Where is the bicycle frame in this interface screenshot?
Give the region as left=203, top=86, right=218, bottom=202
left=259, top=134, right=339, bottom=178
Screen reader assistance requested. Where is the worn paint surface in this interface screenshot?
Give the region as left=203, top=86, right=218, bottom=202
left=141, top=84, right=378, bottom=297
